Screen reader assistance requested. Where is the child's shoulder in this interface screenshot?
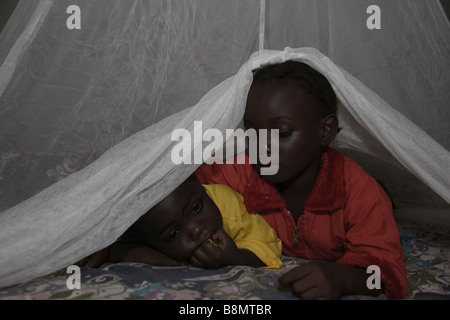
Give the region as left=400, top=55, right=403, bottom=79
left=342, top=155, right=370, bottom=176
left=203, top=183, right=242, bottom=198
left=342, top=155, right=377, bottom=184
left=340, top=153, right=389, bottom=201
left=327, top=148, right=374, bottom=185
left=203, top=184, right=250, bottom=221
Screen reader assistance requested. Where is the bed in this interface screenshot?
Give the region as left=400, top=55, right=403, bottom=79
left=1, top=217, right=449, bottom=300
left=1, top=153, right=449, bottom=300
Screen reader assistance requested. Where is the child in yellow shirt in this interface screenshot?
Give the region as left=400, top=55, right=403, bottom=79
left=77, top=176, right=282, bottom=269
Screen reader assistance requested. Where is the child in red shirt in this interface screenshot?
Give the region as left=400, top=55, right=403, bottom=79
left=195, top=60, right=408, bottom=299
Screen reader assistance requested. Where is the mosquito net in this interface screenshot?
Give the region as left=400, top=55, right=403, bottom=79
left=0, top=0, right=449, bottom=288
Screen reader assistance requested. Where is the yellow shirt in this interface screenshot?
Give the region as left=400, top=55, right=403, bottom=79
left=204, top=184, right=282, bottom=269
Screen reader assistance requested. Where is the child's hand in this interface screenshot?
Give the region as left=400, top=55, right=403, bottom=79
left=279, top=261, right=382, bottom=299
left=190, top=229, right=238, bottom=269
left=278, top=261, right=345, bottom=300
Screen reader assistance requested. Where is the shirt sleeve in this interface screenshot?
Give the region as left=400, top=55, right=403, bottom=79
left=204, top=184, right=282, bottom=269
left=336, top=161, right=408, bottom=299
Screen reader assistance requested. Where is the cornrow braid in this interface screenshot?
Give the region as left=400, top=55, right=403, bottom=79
left=251, top=60, right=338, bottom=118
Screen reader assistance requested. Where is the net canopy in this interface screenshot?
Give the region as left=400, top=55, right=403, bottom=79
left=0, top=0, right=449, bottom=288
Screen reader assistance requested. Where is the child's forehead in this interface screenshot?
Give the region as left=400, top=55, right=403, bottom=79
left=143, top=193, right=187, bottom=230
left=251, top=77, right=311, bottom=96
left=150, top=181, right=203, bottom=214
left=247, top=80, right=320, bottom=116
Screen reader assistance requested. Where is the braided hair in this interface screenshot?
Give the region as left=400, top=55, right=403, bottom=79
left=251, top=60, right=338, bottom=119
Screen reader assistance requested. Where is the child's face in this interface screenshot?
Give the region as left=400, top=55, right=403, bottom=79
left=138, top=181, right=223, bottom=263
left=244, top=79, right=325, bottom=185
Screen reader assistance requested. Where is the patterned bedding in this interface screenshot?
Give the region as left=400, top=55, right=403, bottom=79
left=0, top=219, right=449, bottom=300
left=1, top=153, right=449, bottom=300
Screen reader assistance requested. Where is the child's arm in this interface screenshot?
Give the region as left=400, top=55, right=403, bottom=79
left=189, top=229, right=265, bottom=269
left=333, top=169, right=407, bottom=299
left=280, top=164, right=406, bottom=300
left=278, top=178, right=403, bottom=299
left=76, top=241, right=183, bottom=267
left=107, top=241, right=183, bottom=266
left=75, top=247, right=110, bottom=268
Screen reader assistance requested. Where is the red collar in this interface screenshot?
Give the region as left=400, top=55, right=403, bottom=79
left=243, top=147, right=346, bottom=214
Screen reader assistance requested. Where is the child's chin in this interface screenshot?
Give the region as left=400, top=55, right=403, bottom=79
left=262, top=177, right=283, bottom=186
left=260, top=170, right=286, bottom=184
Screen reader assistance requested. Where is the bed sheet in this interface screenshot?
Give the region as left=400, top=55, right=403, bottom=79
left=0, top=219, right=449, bottom=300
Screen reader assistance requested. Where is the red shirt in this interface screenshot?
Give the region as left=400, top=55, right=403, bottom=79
left=196, top=147, right=407, bottom=299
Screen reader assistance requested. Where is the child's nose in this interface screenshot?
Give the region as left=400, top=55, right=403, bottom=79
left=186, top=221, right=205, bottom=241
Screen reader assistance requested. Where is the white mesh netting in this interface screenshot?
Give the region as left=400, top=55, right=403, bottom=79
left=0, top=0, right=448, bottom=287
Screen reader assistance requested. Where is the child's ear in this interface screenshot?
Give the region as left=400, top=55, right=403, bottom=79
left=320, top=114, right=339, bottom=146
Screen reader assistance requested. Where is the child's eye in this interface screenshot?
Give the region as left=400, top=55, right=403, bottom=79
left=168, top=229, right=180, bottom=242
left=279, top=129, right=293, bottom=138
left=192, top=200, right=203, bottom=216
